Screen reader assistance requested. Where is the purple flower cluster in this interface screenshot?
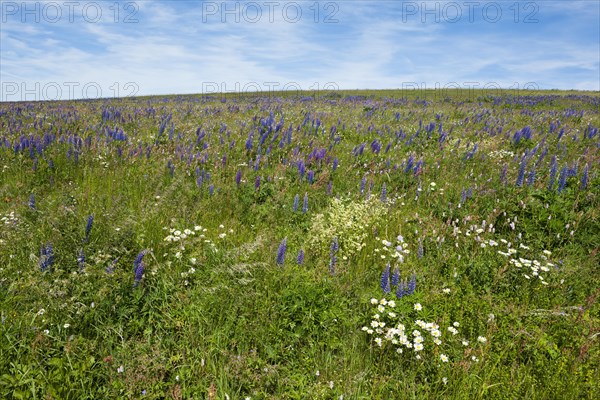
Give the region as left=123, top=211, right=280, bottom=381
left=380, top=263, right=391, bottom=294
left=329, top=236, right=338, bottom=275
left=396, top=273, right=417, bottom=299
left=84, top=214, right=94, bottom=242
left=297, top=249, right=305, bottom=265
left=276, top=238, right=287, bottom=265
left=133, top=250, right=148, bottom=287
left=39, top=243, right=54, bottom=272
left=380, top=265, right=416, bottom=299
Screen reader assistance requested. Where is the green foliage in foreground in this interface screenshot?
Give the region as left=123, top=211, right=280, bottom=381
left=0, top=90, right=599, bottom=399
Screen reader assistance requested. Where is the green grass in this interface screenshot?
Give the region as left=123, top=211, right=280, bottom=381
left=0, top=89, right=599, bottom=399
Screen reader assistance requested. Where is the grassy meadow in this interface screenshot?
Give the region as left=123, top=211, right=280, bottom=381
left=0, top=89, right=599, bottom=399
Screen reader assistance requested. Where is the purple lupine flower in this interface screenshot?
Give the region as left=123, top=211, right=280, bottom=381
left=133, top=261, right=145, bottom=288
left=276, top=238, right=287, bottom=265
left=84, top=214, right=94, bottom=242
left=302, top=193, right=308, bottom=213
left=293, top=194, right=299, bottom=212
left=327, top=181, right=333, bottom=195
left=307, top=170, right=315, bottom=184
left=297, top=249, right=305, bottom=265
left=527, top=168, right=536, bottom=187
left=235, top=169, right=242, bottom=186
left=522, top=126, right=532, bottom=140
left=395, top=281, right=405, bottom=299
left=516, top=155, right=526, bottom=187
left=330, top=236, right=339, bottom=255
left=77, top=249, right=85, bottom=272
left=581, top=164, right=589, bottom=189
left=370, top=139, right=381, bottom=154
left=45, top=243, right=55, bottom=268
left=360, top=175, right=366, bottom=194
left=391, top=266, right=400, bottom=286
left=535, top=146, right=548, bottom=167
left=329, top=237, right=338, bottom=275
left=380, top=263, right=391, bottom=292
left=209, top=184, right=214, bottom=196
left=254, top=154, right=260, bottom=171
left=405, top=155, right=415, bottom=173
left=500, top=163, right=508, bottom=185
left=134, top=249, right=148, bottom=272
left=39, top=243, right=54, bottom=272
left=407, top=273, right=416, bottom=295
left=557, top=166, right=568, bottom=193
left=381, top=183, right=387, bottom=202
left=329, top=255, right=337, bottom=275
left=332, top=157, right=338, bottom=171
left=383, top=277, right=391, bottom=294
left=566, top=163, right=577, bottom=178
left=584, top=123, right=598, bottom=139
left=297, top=160, right=306, bottom=179
left=512, top=129, right=522, bottom=145
left=29, top=194, right=35, bottom=210
left=255, top=175, right=261, bottom=191
left=357, top=143, right=365, bottom=155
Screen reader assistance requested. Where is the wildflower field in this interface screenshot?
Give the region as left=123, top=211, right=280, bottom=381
left=0, top=89, right=599, bottom=399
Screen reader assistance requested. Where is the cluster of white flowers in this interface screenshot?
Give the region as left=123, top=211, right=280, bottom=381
left=450, top=216, right=556, bottom=285
left=451, top=219, right=496, bottom=242
left=1, top=211, right=19, bottom=226
left=428, top=181, right=444, bottom=195
left=180, top=266, right=197, bottom=286
left=163, top=225, right=219, bottom=255
left=374, top=235, right=410, bottom=262
left=180, top=266, right=196, bottom=279
left=363, top=298, right=488, bottom=365
left=163, top=226, right=204, bottom=242
left=497, top=240, right=554, bottom=284
left=488, top=149, right=515, bottom=159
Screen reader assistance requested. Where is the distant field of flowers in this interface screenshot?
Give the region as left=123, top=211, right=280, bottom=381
left=0, top=90, right=598, bottom=399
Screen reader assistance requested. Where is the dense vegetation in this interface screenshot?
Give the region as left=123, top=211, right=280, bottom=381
left=1, top=90, right=599, bottom=399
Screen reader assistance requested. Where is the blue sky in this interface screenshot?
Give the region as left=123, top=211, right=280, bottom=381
left=1, top=0, right=599, bottom=100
